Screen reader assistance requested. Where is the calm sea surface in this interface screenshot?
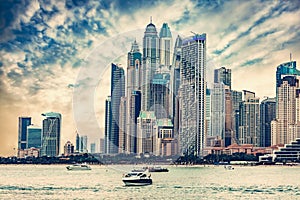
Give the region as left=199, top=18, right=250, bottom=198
left=0, top=164, right=299, bottom=199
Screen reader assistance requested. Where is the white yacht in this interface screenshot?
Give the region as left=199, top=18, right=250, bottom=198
left=122, top=172, right=152, bottom=186
left=66, top=163, right=91, bottom=171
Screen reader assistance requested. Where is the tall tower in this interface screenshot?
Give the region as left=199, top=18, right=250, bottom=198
left=41, top=112, right=61, bottom=156
left=126, top=90, right=141, bottom=154
left=110, top=63, right=125, bottom=154
left=104, top=96, right=111, bottom=154
left=18, top=117, right=31, bottom=150
left=231, top=90, right=243, bottom=142
left=126, top=41, right=142, bottom=154
left=272, top=61, right=300, bottom=145
left=272, top=75, right=299, bottom=145
left=118, top=96, right=126, bottom=153
left=260, top=97, right=276, bottom=147
left=239, top=91, right=260, bottom=146
left=179, top=33, right=206, bottom=156
left=210, top=83, right=225, bottom=140
left=142, top=19, right=159, bottom=111
left=159, top=23, right=172, bottom=67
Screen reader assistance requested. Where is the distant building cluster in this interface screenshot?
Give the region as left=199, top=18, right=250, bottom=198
left=18, top=112, right=62, bottom=158
left=17, top=20, right=300, bottom=160
left=104, top=20, right=300, bottom=158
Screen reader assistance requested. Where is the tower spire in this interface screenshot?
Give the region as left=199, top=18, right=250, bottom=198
left=150, top=16, right=152, bottom=23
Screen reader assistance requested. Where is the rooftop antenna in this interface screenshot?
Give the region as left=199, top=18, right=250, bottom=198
left=191, top=31, right=197, bottom=35
left=290, top=52, right=292, bottom=62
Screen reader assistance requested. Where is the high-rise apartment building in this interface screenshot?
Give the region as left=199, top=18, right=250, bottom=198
left=260, top=97, right=276, bottom=147
left=126, top=41, right=142, bottom=154
left=126, top=90, right=141, bottom=154
left=224, top=86, right=233, bottom=146
left=205, top=88, right=212, bottom=137
left=210, top=83, right=225, bottom=140
left=110, top=63, right=125, bottom=154
left=26, top=125, right=42, bottom=149
left=272, top=61, right=300, bottom=145
left=41, top=112, right=61, bottom=156
left=137, top=111, right=157, bottom=155
left=239, top=91, right=260, bottom=146
left=18, top=117, right=31, bottom=150
left=104, top=96, right=111, bottom=154
left=179, top=33, right=206, bottom=156
left=118, top=96, right=126, bottom=153
left=272, top=75, right=300, bottom=145
left=231, top=90, right=243, bottom=142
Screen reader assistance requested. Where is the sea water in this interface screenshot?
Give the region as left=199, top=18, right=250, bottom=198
left=0, top=164, right=299, bottom=199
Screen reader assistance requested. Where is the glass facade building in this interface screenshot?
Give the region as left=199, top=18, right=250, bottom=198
left=18, top=117, right=31, bottom=150
left=41, top=112, right=61, bottom=156
left=179, top=33, right=206, bottom=156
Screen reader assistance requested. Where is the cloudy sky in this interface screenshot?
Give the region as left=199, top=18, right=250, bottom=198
left=0, top=0, right=299, bottom=156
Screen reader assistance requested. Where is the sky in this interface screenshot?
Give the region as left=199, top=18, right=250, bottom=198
left=0, top=0, right=299, bottom=156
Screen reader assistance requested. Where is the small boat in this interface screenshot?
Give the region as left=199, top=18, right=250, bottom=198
left=148, top=166, right=169, bottom=172
left=224, top=165, right=234, bottom=170
left=122, top=172, right=152, bottom=186
left=66, top=163, right=91, bottom=171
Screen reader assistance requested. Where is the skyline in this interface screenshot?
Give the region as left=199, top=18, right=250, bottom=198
left=1, top=0, right=300, bottom=156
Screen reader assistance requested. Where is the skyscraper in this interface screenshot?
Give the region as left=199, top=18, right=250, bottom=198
left=231, top=90, right=243, bottom=142
left=79, top=135, right=88, bottom=153
left=118, top=96, right=126, bottom=153
left=104, top=96, right=111, bottom=154
left=26, top=125, right=42, bottom=149
left=210, top=83, right=225, bottom=140
left=179, top=33, right=206, bottom=156
left=110, top=63, right=125, bottom=154
left=126, top=41, right=142, bottom=154
left=18, top=117, right=31, bottom=150
left=272, top=61, right=300, bottom=145
left=159, top=23, right=172, bottom=67
left=224, top=86, right=233, bottom=146
left=126, top=90, right=141, bottom=154
left=137, top=111, right=157, bottom=155
left=239, top=91, right=260, bottom=146
left=41, top=112, right=61, bottom=156
left=260, top=97, right=276, bottom=147
left=76, top=131, right=80, bottom=152
left=272, top=75, right=299, bottom=145
left=141, top=19, right=159, bottom=111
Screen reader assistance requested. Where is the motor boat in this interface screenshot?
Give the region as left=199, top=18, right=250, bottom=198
left=148, top=166, right=169, bottom=172
left=122, top=172, right=152, bottom=186
left=66, top=163, right=91, bottom=171
left=224, top=165, right=234, bottom=170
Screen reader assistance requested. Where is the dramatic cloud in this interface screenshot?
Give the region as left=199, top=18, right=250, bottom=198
left=0, top=0, right=299, bottom=156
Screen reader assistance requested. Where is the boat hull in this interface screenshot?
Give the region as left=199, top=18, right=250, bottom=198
left=122, top=179, right=152, bottom=186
